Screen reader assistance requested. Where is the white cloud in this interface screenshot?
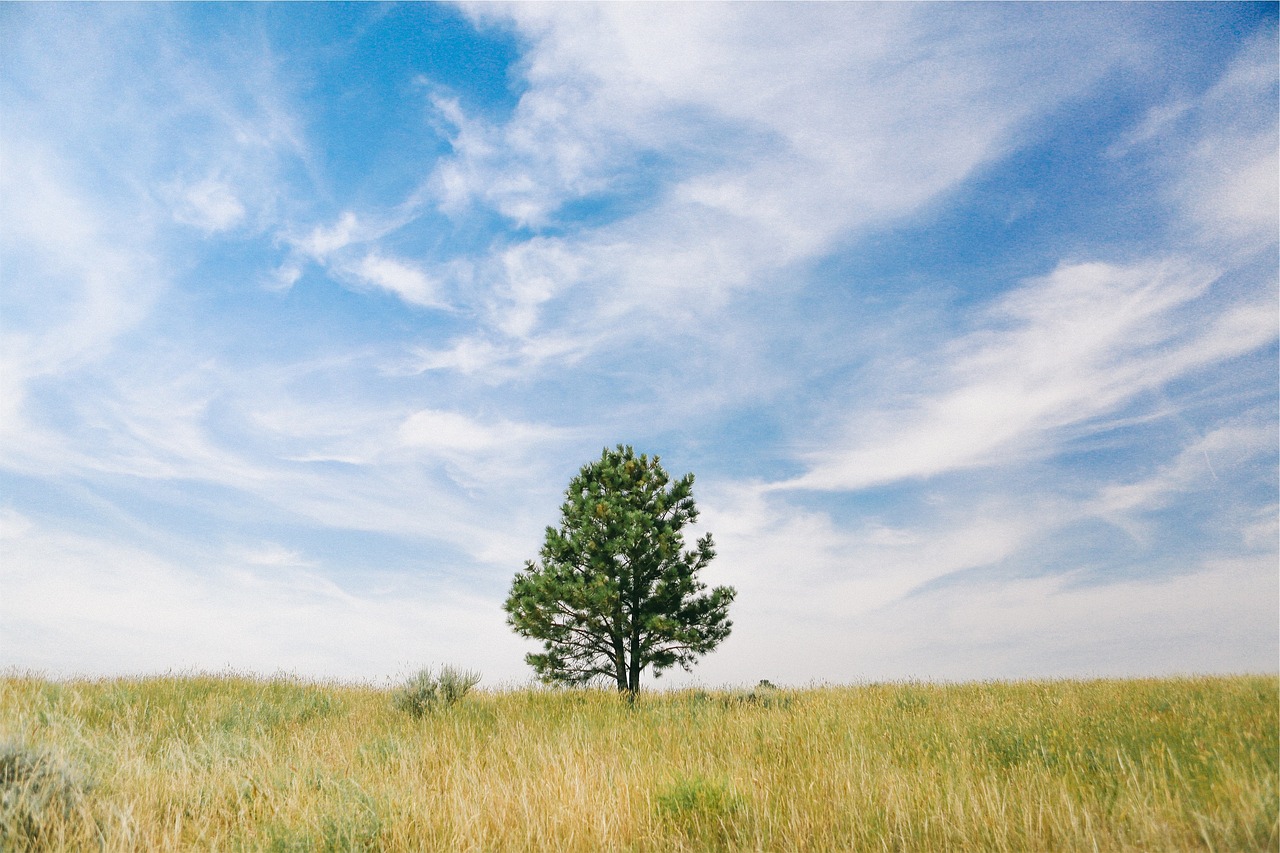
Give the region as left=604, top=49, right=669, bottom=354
left=405, top=338, right=503, bottom=377
left=267, top=262, right=303, bottom=292
left=284, top=214, right=457, bottom=308
left=1121, top=27, right=1279, bottom=255
left=0, top=137, right=163, bottom=448
left=296, top=211, right=361, bottom=260
left=677, top=509, right=1277, bottom=685
left=1195, top=147, right=1278, bottom=248
left=686, top=408, right=1277, bottom=683
left=0, top=334, right=566, bottom=570
left=0, top=5, right=324, bottom=476
left=462, top=3, right=1115, bottom=224
left=779, top=259, right=1276, bottom=491
left=667, top=416, right=1279, bottom=686
left=0, top=522, right=524, bottom=681
left=1110, top=98, right=1193, bottom=156
left=238, top=542, right=315, bottom=568
left=0, top=508, right=33, bottom=540
left=491, top=238, right=586, bottom=338
left=398, top=408, right=566, bottom=456
left=171, top=177, right=245, bottom=232
left=3, top=3, right=314, bottom=241
left=700, top=483, right=1036, bottom=624
left=1093, top=422, right=1275, bottom=518
left=1241, top=506, right=1280, bottom=550
left=426, top=4, right=1140, bottom=361
left=350, top=253, right=444, bottom=309
left=855, top=556, right=1279, bottom=681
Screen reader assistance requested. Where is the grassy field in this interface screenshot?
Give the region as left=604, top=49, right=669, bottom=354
left=1, top=674, right=1275, bottom=851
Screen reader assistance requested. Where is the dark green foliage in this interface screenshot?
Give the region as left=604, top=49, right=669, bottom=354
left=504, top=445, right=736, bottom=696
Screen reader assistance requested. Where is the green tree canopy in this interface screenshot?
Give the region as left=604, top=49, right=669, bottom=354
left=504, top=445, right=736, bottom=696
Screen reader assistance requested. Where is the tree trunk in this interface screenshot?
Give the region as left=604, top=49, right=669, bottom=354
left=625, top=568, right=643, bottom=701
left=627, top=627, right=642, bottom=700
left=612, top=633, right=628, bottom=694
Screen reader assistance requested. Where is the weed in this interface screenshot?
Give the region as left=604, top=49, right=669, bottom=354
left=437, top=666, right=482, bottom=706
left=392, top=666, right=481, bottom=717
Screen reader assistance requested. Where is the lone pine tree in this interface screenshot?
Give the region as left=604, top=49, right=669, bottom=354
left=504, top=445, right=735, bottom=697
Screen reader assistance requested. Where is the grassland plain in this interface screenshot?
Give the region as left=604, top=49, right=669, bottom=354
left=0, top=674, right=1274, bottom=852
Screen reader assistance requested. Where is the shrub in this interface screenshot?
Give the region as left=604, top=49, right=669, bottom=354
left=656, top=774, right=741, bottom=817
left=437, top=666, right=482, bottom=706
left=0, top=742, right=88, bottom=851
left=392, top=666, right=481, bottom=717
left=655, top=774, right=746, bottom=848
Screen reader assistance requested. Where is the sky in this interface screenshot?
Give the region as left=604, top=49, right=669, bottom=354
left=1, top=3, right=1277, bottom=688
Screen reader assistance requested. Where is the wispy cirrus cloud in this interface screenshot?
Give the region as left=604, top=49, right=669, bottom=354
left=399, top=408, right=565, bottom=455
left=0, top=4, right=315, bottom=452
left=1092, top=422, right=1275, bottom=521
left=0, top=138, right=163, bottom=448
left=778, top=259, right=1275, bottom=492
left=1155, top=29, right=1278, bottom=254
left=348, top=253, right=446, bottom=309
left=420, top=4, right=1144, bottom=373
left=168, top=177, right=247, bottom=233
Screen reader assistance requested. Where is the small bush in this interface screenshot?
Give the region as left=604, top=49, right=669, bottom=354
left=392, top=666, right=480, bottom=717
left=655, top=774, right=746, bottom=848
left=437, top=666, right=482, bottom=706
left=0, top=742, right=88, bottom=851
left=656, top=775, right=741, bottom=817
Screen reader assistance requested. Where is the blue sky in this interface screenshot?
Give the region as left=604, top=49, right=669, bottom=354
left=2, top=3, right=1276, bottom=686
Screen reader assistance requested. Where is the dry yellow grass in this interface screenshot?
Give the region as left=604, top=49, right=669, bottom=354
left=1, top=674, right=1275, bottom=851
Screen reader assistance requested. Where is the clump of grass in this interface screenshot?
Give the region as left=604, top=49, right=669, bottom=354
left=263, top=776, right=383, bottom=852
left=0, top=742, right=90, bottom=851
left=391, top=666, right=481, bottom=718
left=655, top=774, right=746, bottom=849
left=437, top=666, right=482, bottom=706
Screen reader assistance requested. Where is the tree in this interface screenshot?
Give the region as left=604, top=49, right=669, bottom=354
left=504, top=445, right=735, bottom=697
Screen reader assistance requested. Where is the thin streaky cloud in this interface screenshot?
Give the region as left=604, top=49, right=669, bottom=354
left=779, top=259, right=1275, bottom=492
